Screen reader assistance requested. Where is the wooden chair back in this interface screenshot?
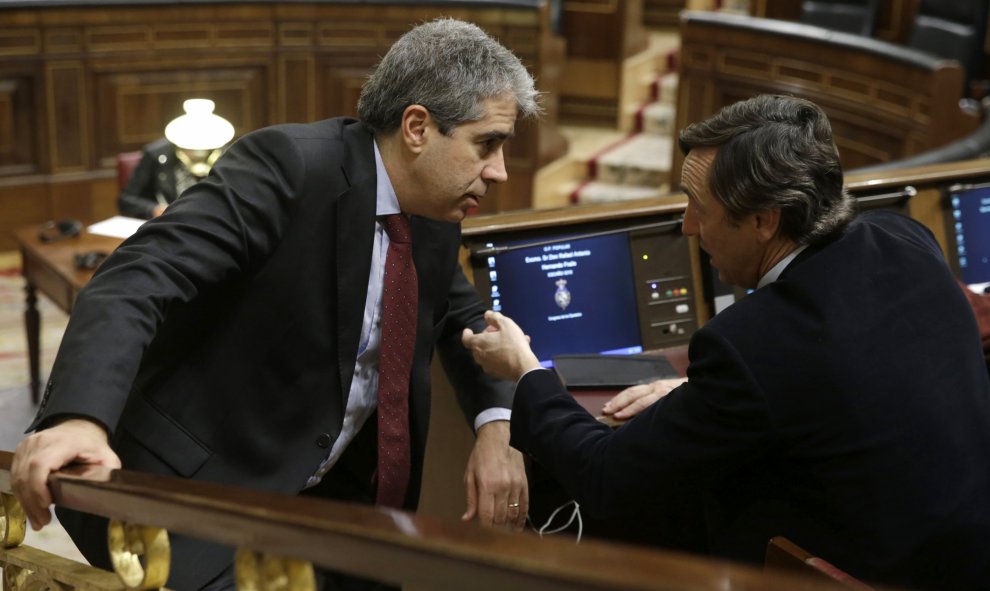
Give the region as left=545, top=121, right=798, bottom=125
left=116, top=150, right=143, bottom=191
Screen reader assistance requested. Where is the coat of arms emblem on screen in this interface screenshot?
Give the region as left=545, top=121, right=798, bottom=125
left=554, top=279, right=571, bottom=310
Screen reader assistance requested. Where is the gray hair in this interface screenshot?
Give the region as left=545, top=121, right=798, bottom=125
left=357, top=18, right=541, bottom=135
left=679, top=94, right=854, bottom=244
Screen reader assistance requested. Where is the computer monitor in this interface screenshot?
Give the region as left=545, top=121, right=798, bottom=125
left=479, top=231, right=642, bottom=366
left=945, top=182, right=990, bottom=293
left=465, top=214, right=697, bottom=367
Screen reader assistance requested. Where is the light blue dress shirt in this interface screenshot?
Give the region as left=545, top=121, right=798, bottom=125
left=307, top=141, right=505, bottom=486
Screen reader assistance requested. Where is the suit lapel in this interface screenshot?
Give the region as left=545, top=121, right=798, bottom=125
left=411, top=217, right=439, bottom=343
left=335, top=124, right=377, bottom=405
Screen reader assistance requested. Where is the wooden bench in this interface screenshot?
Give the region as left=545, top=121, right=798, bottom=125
left=673, top=10, right=980, bottom=185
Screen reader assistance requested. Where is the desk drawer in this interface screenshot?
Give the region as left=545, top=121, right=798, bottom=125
left=23, top=254, right=74, bottom=313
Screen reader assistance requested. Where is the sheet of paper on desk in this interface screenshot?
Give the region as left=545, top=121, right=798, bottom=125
left=87, top=216, right=146, bottom=239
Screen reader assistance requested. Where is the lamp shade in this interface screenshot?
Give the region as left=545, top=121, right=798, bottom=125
left=164, top=99, right=235, bottom=151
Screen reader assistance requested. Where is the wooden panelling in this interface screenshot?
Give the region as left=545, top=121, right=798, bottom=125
left=672, top=11, right=978, bottom=185
left=277, top=22, right=314, bottom=48
left=0, top=1, right=567, bottom=248
left=0, top=181, right=49, bottom=232
left=560, top=59, right=620, bottom=99
left=90, top=62, right=270, bottom=166
left=46, top=61, right=88, bottom=172
left=318, top=65, right=367, bottom=121
left=560, top=0, right=648, bottom=125
left=49, top=175, right=108, bottom=222
left=278, top=54, right=316, bottom=123
left=153, top=24, right=214, bottom=49
left=643, top=0, right=686, bottom=28
left=44, top=27, right=83, bottom=53
left=0, top=27, right=40, bottom=55
left=0, top=82, right=11, bottom=150
left=317, top=22, right=384, bottom=50
left=0, top=73, right=39, bottom=177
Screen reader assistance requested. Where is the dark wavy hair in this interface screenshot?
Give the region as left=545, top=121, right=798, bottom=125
left=679, top=94, right=854, bottom=244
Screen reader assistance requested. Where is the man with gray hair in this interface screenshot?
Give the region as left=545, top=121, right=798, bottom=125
left=13, top=17, right=539, bottom=590
left=464, top=94, right=990, bottom=589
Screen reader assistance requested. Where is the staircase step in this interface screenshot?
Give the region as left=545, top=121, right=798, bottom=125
left=532, top=32, right=682, bottom=209
left=573, top=181, right=667, bottom=204
left=595, top=134, right=673, bottom=186
left=656, top=73, right=679, bottom=106
left=640, top=101, right=676, bottom=137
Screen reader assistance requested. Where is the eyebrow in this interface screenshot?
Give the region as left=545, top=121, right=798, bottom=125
left=477, top=130, right=514, bottom=142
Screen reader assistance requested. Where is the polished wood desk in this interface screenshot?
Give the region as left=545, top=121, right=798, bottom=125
left=12, top=225, right=123, bottom=403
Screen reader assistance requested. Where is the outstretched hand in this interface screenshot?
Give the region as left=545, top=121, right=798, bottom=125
left=11, top=418, right=120, bottom=530
left=461, top=311, right=542, bottom=382
left=601, top=377, right=687, bottom=420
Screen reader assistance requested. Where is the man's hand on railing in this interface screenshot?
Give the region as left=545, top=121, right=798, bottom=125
left=461, top=420, right=528, bottom=532
left=11, top=418, right=120, bottom=530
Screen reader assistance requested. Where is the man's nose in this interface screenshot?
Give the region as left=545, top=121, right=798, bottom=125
left=483, top=148, right=509, bottom=184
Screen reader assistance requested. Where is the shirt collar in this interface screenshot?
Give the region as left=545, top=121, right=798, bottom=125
left=757, top=244, right=809, bottom=289
left=373, top=140, right=401, bottom=217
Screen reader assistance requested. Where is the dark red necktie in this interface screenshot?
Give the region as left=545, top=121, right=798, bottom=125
left=376, top=214, right=417, bottom=507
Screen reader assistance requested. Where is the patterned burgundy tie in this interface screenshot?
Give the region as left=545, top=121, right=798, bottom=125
left=376, top=214, right=417, bottom=507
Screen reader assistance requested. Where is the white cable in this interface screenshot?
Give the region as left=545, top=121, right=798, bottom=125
left=529, top=500, right=583, bottom=543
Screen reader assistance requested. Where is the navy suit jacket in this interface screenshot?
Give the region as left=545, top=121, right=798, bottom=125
left=511, top=211, right=990, bottom=590
left=32, top=118, right=511, bottom=589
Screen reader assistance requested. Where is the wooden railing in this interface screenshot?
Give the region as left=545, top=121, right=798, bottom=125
left=0, top=450, right=860, bottom=591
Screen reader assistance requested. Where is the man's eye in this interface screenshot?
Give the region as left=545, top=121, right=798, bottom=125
left=481, top=139, right=500, bottom=154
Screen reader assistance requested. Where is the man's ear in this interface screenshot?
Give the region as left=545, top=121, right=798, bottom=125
left=400, top=104, right=431, bottom=154
left=753, top=208, right=783, bottom=242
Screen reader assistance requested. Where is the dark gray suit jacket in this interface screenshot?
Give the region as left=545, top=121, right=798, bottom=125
left=32, top=118, right=511, bottom=589
left=511, top=211, right=990, bottom=590
left=117, top=138, right=183, bottom=219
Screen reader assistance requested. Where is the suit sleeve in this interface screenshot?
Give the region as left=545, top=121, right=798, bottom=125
left=436, top=265, right=514, bottom=425
left=510, top=326, right=771, bottom=519
left=30, top=127, right=309, bottom=434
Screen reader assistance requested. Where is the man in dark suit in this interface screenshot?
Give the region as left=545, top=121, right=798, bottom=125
left=118, top=99, right=233, bottom=219
left=117, top=137, right=185, bottom=219
left=463, top=95, right=990, bottom=590
left=13, top=18, right=537, bottom=590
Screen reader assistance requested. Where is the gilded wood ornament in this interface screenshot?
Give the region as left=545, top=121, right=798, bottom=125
left=2, top=564, right=67, bottom=591
left=107, top=520, right=170, bottom=589
left=1, top=492, right=27, bottom=547
left=235, top=549, right=316, bottom=591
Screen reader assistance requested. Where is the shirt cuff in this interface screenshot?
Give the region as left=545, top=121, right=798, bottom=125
left=473, top=367, right=551, bottom=430
left=473, top=407, right=512, bottom=431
